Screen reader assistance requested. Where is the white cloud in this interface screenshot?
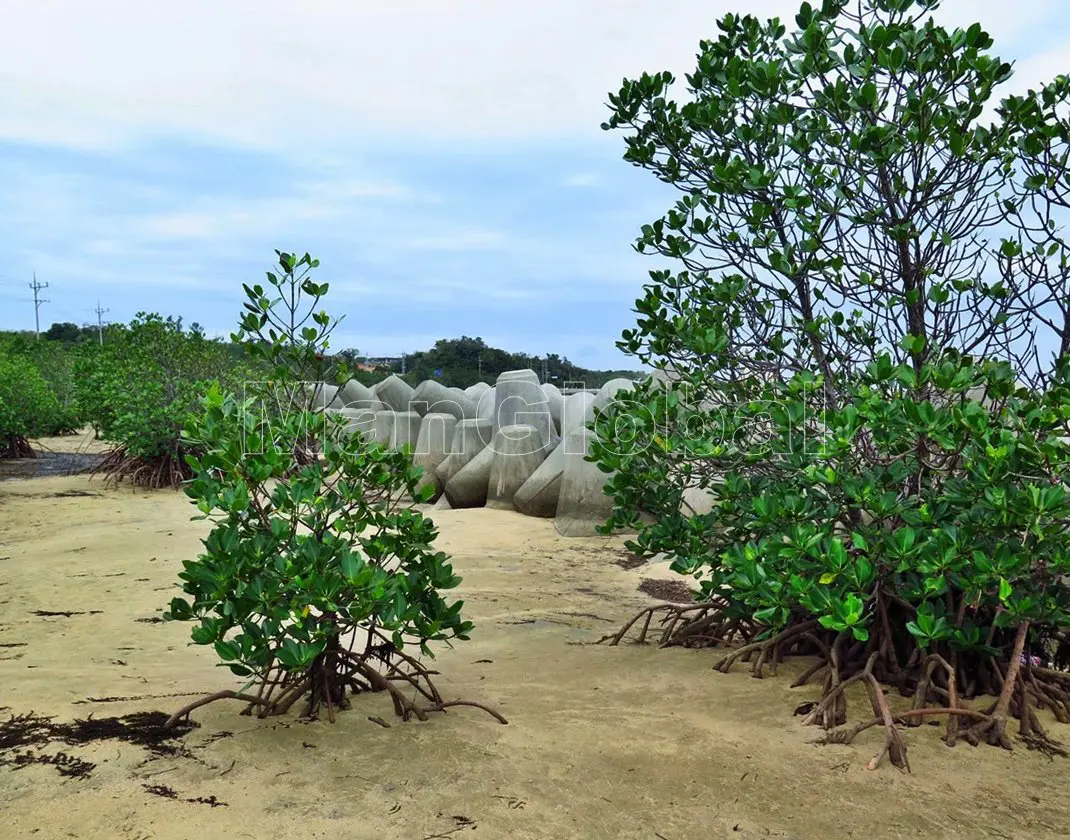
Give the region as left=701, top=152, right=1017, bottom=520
left=139, top=212, right=219, bottom=241
left=135, top=196, right=339, bottom=243
left=16, top=251, right=216, bottom=291
left=1001, top=44, right=1070, bottom=97
left=1, top=0, right=1064, bottom=373
left=301, top=178, right=425, bottom=202
left=0, top=154, right=422, bottom=261
left=562, top=173, right=599, bottom=188
left=0, top=1, right=1057, bottom=155
left=930, top=0, right=1061, bottom=46
left=0, top=0, right=771, bottom=153
left=407, top=229, right=509, bottom=252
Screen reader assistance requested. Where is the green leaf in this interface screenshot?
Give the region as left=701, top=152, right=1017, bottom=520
left=214, top=640, right=240, bottom=661
left=818, top=614, right=840, bottom=631
left=341, top=551, right=361, bottom=581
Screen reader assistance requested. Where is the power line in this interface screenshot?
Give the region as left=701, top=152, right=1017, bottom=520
left=94, top=300, right=110, bottom=346
left=29, top=273, right=49, bottom=340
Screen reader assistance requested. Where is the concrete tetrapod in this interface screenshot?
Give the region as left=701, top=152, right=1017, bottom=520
left=541, top=383, right=564, bottom=435
left=330, top=407, right=377, bottom=442
left=412, top=412, right=458, bottom=500
left=554, top=427, right=616, bottom=537
left=371, top=410, right=396, bottom=446
left=465, top=382, right=491, bottom=400
left=591, top=378, right=637, bottom=413
left=411, top=379, right=477, bottom=420
left=513, top=438, right=566, bottom=518
left=438, top=418, right=493, bottom=485
left=494, top=369, right=554, bottom=447
left=443, top=445, right=494, bottom=509
left=486, top=425, right=547, bottom=511
left=435, top=455, right=455, bottom=486
left=498, top=368, right=540, bottom=385
left=389, top=411, right=422, bottom=452
left=376, top=375, right=416, bottom=413
left=310, top=383, right=343, bottom=411
left=561, top=391, right=596, bottom=435
left=476, top=387, right=497, bottom=425
left=337, top=379, right=386, bottom=412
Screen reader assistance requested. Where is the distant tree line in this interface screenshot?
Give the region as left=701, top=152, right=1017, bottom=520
left=0, top=321, right=643, bottom=460
left=5, top=325, right=642, bottom=389
left=334, top=336, right=644, bottom=389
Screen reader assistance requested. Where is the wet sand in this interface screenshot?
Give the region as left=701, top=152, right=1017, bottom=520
left=0, top=429, right=110, bottom=482
left=1, top=470, right=1069, bottom=839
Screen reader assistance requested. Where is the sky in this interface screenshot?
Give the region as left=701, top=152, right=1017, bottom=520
left=0, top=1, right=1067, bottom=370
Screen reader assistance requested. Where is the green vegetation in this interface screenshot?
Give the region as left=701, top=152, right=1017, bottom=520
left=0, top=319, right=628, bottom=468
left=164, top=252, right=503, bottom=727
left=343, top=336, right=644, bottom=389
left=0, top=350, right=67, bottom=457
left=0, top=333, right=80, bottom=458
left=594, top=0, right=1070, bottom=768
left=72, top=314, right=244, bottom=488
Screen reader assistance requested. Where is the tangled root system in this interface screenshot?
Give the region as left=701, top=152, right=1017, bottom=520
left=1, top=434, right=35, bottom=460
left=166, top=627, right=506, bottom=729
left=91, top=446, right=193, bottom=490
left=601, top=599, right=1069, bottom=771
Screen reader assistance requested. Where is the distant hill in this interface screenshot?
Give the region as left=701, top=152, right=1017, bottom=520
left=334, top=336, right=645, bottom=389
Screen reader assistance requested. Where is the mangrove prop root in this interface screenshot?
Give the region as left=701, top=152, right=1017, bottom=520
left=596, top=602, right=731, bottom=648
left=601, top=603, right=1069, bottom=767
left=834, top=706, right=991, bottom=746
left=673, top=618, right=1068, bottom=768
left=433, top=701, right=509, bottom=725
left=166, top=646, right=506, bottom=729
left=826, top=705, right=1065, bottom=758
left=714, top=620, right=820, bottom=677
left=862, top=671, right=910, bottom=772
left=965, top=622, right=1030, bottom=750
left=1, top=434, right=36, bottom=459
left=91, top=446, right=193, bottom=490
left=802, top=651, right=878, bottom=729
left=165, top=691, right=272, bottom=729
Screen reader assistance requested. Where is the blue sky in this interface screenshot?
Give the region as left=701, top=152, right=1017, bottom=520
left=0, top=0, right=1066, bottom=369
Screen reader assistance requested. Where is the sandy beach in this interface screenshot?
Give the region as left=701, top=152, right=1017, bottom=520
left=2, top=460, right=1069, bottom=839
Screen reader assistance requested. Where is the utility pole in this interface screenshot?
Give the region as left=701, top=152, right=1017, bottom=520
left=29, top=273, right=48, bottom=339
left=94, top=301, right=110, bottom=346
left=478, top=354, right=483, bottom=381
left=401, top=354, right=406, bottom=375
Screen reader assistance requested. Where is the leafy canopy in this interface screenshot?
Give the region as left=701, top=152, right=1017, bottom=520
left=592, top=0, right=1070, bottom=751
left=0, top=350, right=68, bottom=443
left=165, top=252, right=472, bottom=720
left=74, top=314, right=241, bottom=458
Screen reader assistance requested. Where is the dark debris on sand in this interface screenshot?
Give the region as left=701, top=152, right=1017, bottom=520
left=638, top=578, right=696, bottom=604
left=0, top=710, right=198, bottom=779
left=612, top=549, right=648, bottom=571
left=143, top=782, right=228, bottom=807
